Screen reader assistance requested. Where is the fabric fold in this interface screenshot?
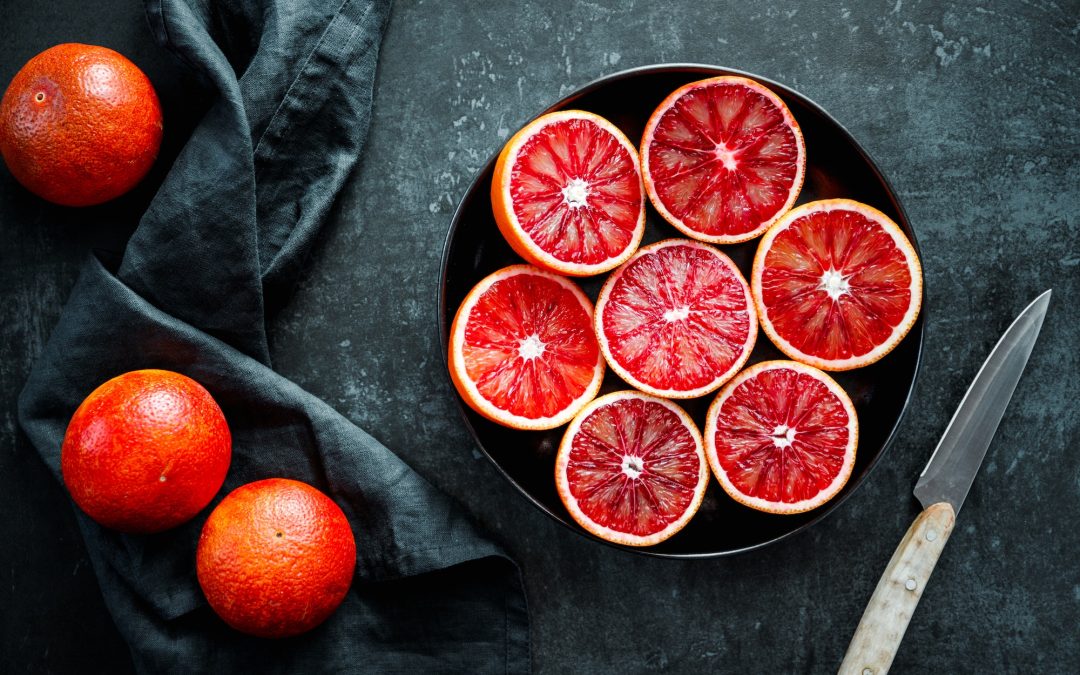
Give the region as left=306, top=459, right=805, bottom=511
left=18, top=0, right=529, bottom=671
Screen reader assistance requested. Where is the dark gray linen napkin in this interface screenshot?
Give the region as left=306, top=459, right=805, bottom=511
left=17, top=0, right=529, bottom=672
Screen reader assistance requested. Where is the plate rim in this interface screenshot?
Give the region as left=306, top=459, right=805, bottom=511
left=437, top=62, right=926, bottom=559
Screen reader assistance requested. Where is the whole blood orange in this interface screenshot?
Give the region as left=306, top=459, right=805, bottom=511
left=751, top=199, right=923, bottom=371
left=0, top=43, right=163, bottom=206
left=641, top=76, right=805, bottom=243
left=595, top=239, right=757, bottom=399
left=61, top=369, right=232, bottom=533
left=196, top=478, right=357, bottom=638
left=556, top=391, right=708, bottom=546
left=449, top=264, right=605, bottom=430
left=491, top=110, right=646, bottom=276
left=704, top=360, right=858, bottom=514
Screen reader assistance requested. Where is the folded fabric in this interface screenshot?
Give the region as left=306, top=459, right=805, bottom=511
left=17, top=0, right=529, bottom=672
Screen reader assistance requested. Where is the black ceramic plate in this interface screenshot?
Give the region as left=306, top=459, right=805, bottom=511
left=439, top=64, right=923, bottom=558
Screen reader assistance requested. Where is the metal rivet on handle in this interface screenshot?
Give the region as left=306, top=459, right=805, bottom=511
left=862, top=668, right=873, bottom=675
left=905, top=578, right=917, bottom=591
left=926, top=529, right=938, bottom=542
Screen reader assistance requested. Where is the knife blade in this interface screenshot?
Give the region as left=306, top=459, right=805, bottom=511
left=838, top=289, right=1051, bottom=675
left=912, top=289, right=1052, bottom=514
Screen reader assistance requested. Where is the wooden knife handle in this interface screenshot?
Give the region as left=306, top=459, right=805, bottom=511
left=838, top=501, right=956, bottom=675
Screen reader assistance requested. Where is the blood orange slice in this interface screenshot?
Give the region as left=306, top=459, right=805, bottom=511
left=449, top=265, right=604, bottom=430
left=752, top=199, right=923, bottom=371
left=595, top=239, right=757, bottom=399
left=641, top=76, right=806, bottom=243
left=492, top=110, right=646, bottom=276
left=704, top=360, right=858, bottom=514
left=556, top=391, right=708, bottom=546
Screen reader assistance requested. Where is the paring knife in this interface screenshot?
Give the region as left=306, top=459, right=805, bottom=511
left=838, top=289, right=1052, bottom=675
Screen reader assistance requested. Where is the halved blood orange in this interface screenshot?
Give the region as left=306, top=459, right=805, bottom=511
left=641, top=76, right=806, bottom=244
left=492, top=110, right=646, bottom=276
left=704, top=360, right=858, bottom=514
left=752, top=198, right=923, bottom=371
left=595, top=239, right=757, bottom=399
left=556, top=391, right=708, bottom=546
left=449, top=265, right=604, bottom=430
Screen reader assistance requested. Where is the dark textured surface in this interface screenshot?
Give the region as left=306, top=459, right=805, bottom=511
left=2, top=0, right=1077, bottom=673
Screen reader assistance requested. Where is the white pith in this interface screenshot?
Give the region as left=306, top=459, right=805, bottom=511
left=751, top=199, right=923, bottom=372
left=621, top=455, right=644, bottom=480
left=663, top=306, right=691, bottom=322
left=555, top=391, right=708, bottom=546
left=450, top=265, right=604, bottom=430
left=499, top=110, right=646, bottom=275
left=594, top=239, right=758, bottom=399
left=771, top=425, right=797, bottom=449
left=641, top=76, right=806, bottom=245
left=561, top=178, right=590, bottom=208
left=703, top=360, right=858, bottom=514
left=714, top=142, right=739, bottom=171
left=819, top=269, right=850, bottom=301
left=518, top=334, right=545, bottom=360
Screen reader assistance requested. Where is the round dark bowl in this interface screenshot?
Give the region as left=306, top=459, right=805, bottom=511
left=438, top=64, right=924, bottom=558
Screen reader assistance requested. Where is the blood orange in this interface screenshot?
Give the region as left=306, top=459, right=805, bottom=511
left=595, top=239, right=757, bottom=399
left=61, top=369, right=231, bottom=533
left=449, top=265, right=604, bottom=430
left=752, top=199, right=922, bottom=371
left=491, top=110, right=646, bottom=276
left=197, top=478, right=356, bottom=638
left=641, top=76, right=805, bottom=244
left=0, top=43, right=163, bottom=206
left=556, top=391, right=708, bottom=546
left=704, top=360, right=857, bottom=514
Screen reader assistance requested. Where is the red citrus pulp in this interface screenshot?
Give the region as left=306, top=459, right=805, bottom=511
left=197, top=478, right=356, bottom=638
left=595, top=239, right=757, bottom=398
left=492, top=110, right=646, bottom=276
left=641, top=76, right=805, bottom=243
left=61, top=369, right=231, bottom=533
left=449, top=265, right=605, bottom=429
left=752, top=198, right=923, bottom=371
left=556, top=391, right=708, bottom=546
left=704, top=360, right=858, bottom=514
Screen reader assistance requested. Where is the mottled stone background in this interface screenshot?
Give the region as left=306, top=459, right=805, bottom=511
left=1, top=1, right=1077, bottom=672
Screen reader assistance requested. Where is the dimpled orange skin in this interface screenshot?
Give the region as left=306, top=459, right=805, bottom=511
left=61, top=369, right=232, bottom=533
left=0, top=43, right=163, bottom=206
left=196, top=479, right=357, bottom=639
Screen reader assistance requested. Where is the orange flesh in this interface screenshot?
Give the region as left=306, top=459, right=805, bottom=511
left=760, top=209, right=914, bottom=361
left=647, top=82, right=800, bottom=238
left=509, top=117, right=642, bottom=265
left=601, top=244, right=752, bottom=392
left=566, top=397, right=700, bottom=536
left=463, top=273, right=600, bottom=419
left=712, top=367, right=851, bottom=503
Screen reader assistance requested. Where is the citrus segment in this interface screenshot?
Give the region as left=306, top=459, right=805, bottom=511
left=556, top=391, right=708, bottom=546
left=641, top=76, right=805, bottom=243
left=704, top=360, right=858, bottom=514
left=752, top=199, right=922, bottom=371
left=595, top=239, right=757, bottom=399
left=449, top=265, right=604, bottom=429
left=492, top=110, right=645, bottom=276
